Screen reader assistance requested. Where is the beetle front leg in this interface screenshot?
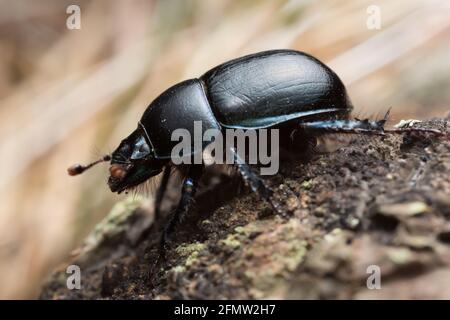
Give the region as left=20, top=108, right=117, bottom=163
left=230, top=147, right=287, bottom=217
left=154, top=166, right=172, bottom=221
left=158, top=165, right=203, bottom=260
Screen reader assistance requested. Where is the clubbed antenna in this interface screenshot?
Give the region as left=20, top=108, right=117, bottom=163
left=67, top=155, right=111, bottom=176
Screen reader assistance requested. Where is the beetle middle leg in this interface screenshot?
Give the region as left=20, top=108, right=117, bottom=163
left=229, top=147, right=287, bottom=217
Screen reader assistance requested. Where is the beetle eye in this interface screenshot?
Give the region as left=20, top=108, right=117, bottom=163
left=139, top=143, right=148, bottom=153
left=130, top=136, right=150, bottom=159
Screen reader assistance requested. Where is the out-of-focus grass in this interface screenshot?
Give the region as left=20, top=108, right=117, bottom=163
left=0, top=0, right=449, bottom=298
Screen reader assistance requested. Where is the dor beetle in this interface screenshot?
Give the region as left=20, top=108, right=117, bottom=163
left=68, top=49, right=441, bottom=259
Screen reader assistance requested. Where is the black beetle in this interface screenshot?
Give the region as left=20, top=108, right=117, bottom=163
left=68, top=49, right=442, bottom=258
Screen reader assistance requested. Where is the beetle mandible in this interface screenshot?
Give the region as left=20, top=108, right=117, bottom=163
left=68, top=49, right=441, bottom=258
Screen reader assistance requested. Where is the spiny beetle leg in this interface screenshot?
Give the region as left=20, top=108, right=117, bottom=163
left=230, top=147, right=288, bottom=218
left=300, top=119, right=387, bottom=135
left=300, top=118, right=446, bottom=137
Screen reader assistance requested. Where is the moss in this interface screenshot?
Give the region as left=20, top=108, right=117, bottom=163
left=378, top=201, right=429, bottom=217
left=170, top=265, right=186, bottom=274
left=272, top=220, right=308, bottom=272
left=387, top=248, right=413, bottom=265
left=239, top=219, right=309, bottom=298
left=185, top=251, right=200, bottom=267
left=175, top=241, right=207, bottom=267
left=220, top=234, right=242, bottom=249
left=175, top=242, right=206, bottom=255
left=301, top=179, right=313, bottom=190
left=277, top=239, right=308, bottom=272
left=219, top=220, right=274, bottom=250
left=85, top=196, right=148, bottom=248
left=234, top=226, right=245, bottom=234
left=235, top=220, right=271, bottom=236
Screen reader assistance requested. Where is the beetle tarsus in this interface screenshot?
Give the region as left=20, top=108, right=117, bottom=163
left=384, top=127, right=446, bottom=137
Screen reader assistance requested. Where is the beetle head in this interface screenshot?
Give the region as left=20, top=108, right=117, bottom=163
left=108, top=128, right=165, bottom=193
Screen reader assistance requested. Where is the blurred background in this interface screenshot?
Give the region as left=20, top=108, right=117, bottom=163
left=0, top=0, right=449, bottom=299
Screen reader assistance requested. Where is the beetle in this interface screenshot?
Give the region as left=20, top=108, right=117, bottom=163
left=68, top=49, right=442, bottom=259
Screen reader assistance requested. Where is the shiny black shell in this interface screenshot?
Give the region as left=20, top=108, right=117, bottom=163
left=140, top=49, right=352, bottom=158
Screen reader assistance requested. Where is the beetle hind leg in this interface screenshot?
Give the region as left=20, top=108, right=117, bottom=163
left=300, top=118, right=386, bottom=135
left=300, top=116, right=444, bottom=137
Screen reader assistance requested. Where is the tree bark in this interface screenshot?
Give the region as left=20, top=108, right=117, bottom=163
left=40, top=116, right=450, bottom=299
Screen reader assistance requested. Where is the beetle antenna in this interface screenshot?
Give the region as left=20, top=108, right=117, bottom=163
left=67, top=155, right=111, bottom=176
